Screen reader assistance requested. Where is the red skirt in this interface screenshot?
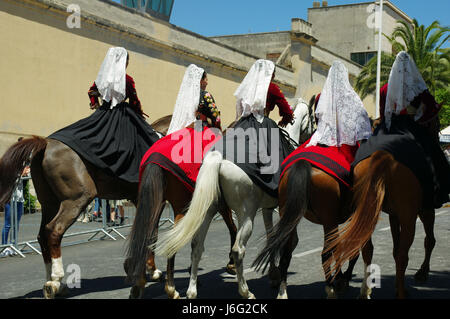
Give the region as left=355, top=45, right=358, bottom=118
left=139, top=127, right=222, bottom=192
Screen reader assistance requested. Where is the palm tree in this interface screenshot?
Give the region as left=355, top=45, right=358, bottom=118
left=356, top=18, right=449, bottom=99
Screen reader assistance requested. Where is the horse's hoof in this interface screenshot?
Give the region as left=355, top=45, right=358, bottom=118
left=276, top=292, right=288, bottom=299
left=226, top=263, right=236, bottom=276
left=186, top=289, right=197, bottom=299
left=43, top=281, right=64, bottom=299
left=325, top=285, right=337, bottom=299
left=165, top=285, right=180, bottom=299
left=358, top=293, right=372, bottom=300
left=150, top=269, right=164, bottom=282
left=414, top=268, right=429, bottom=283
left=43, top=282, right=56, bottom=299
left=334, top=278, right=350, bottom=294
left=129, top=286, right=144, bottom=299
left=247, top=292, right=256, bottom=299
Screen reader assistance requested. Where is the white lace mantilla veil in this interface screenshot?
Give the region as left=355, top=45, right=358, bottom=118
left=385, top=51, right=428, bottom=130
left=95, top=47, right=128, bottom=108
left=234, top=59, right=275, bottom=123
left=307, top=60, right=372, bottom=147
left=167, top=64, right=205, bottom=135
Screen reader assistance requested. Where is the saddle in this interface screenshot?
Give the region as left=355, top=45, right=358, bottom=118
left=281, top=139, right=359, bottom=189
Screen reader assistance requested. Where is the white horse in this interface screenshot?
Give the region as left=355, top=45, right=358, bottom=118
left=154, top=100, right=313, bottom=299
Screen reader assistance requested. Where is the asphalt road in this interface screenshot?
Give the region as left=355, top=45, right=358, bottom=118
left=0, top=205, right=449, bottom=300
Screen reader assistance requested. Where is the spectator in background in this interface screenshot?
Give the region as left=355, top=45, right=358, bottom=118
left=108, top=199, right=125, bottom=227
left=1, top=138, right=30, bottom=257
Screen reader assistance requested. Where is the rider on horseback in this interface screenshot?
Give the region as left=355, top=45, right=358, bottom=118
left=361, top=51, right=450, bottom=208
left=49, top=47, right=159, bottom=183
left=218, top=59, right=296, bottom=197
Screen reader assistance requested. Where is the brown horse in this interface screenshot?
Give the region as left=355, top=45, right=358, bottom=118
left=124, top=123, right=239, bottom=299
left=324, top=114, right=443, bottom=298
left=324, top=149, right=437, bottom=298
left=0, top=114, right=216, bottom=299
left=252, top=160, right=363, bottom=299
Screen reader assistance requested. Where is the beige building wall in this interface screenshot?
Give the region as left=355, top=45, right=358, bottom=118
left=0, top=0, right=297, bottom=156
left=308, top=0, right=412, bottom=60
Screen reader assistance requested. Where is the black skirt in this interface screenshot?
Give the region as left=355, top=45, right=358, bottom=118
left=48, top=103, right=160, bottom=183
left=353, top=115, right=450, bottom=208
left=213, top=114, right=295, bottom=198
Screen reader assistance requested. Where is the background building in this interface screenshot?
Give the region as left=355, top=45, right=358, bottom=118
left=120, top=0, right=174, bottom=21
left=308, top=0, right=412, bottom=65
left=0, top=0, right=413, bottom=156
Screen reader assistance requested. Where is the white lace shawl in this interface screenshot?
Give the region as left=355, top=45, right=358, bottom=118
left=234, top=59, right=275, bottom=123
left=307, top=61, right=372, bottom=147
left=385, top=51, right=428, bottom=130
left=95, top=47, right=128, bottom=108
left=167, top=64, right=205, bottom=135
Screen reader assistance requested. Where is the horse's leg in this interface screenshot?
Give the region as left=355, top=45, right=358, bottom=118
left=389, top=215, right=401, bottom=262
left=232, top=204, right=258, bottom=299
left=43, top=196, right=93, bottom=298
left=38, top=202, right=60, bottom=287
left=414, top=208, right=436, bottom=283
left=31, top=153, right=59, bottom=292
left=394, top=216, right=416, bottom=299
left=145, top=202, right=168, bottom=282
left=276, top=229, right=299, bottom=299
left=164, top=212, right=183, bottom=299
left=339, top=253, right=359, bottom=291
left=218, top=205, right=237, bottom=275
left=146, top=251, right=163, bottom=281
left=322, top=224, right=339, bottom=299
left=262, top=208, right=280, bottom=287
left=359, top=238, right=374, bottom=299
left=187, top=207, right=216, bottom=299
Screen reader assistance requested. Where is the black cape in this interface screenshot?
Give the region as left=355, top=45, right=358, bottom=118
left=48, top=103, right=160, bottom=183
left=212, top=114, right=295, bottom=198
left=353, top=115, right=450, bottom=209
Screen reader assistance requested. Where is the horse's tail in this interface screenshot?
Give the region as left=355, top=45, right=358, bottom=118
left=0, top=136, right=47, bottom=205
left=252, top=160, right=311, bottom=273
left=154, top=150, right=223, bottom=258
left=125, top=163, right=166, bottom=285
left=324, top=151, right=393, bottom=279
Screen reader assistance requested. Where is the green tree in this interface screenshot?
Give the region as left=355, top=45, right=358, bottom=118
left=436, top=88, right=450, bottom=129
left=356, top=19, right=449, bottom=100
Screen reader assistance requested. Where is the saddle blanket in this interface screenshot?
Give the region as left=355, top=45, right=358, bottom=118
left=280, top=139, right=358, bottom=188
left=139, top=127, right=221, bottom=192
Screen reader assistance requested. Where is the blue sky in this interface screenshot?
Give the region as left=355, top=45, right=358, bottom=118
left=113, top=0, right=449, bottom=37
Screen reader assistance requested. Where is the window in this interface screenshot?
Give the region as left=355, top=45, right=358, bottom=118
left=350, top=51, right=376, bottom=66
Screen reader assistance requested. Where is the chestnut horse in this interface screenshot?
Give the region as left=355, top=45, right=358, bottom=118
left=324, top=117, right=443, bottom=298
left=0, top=115, right=226, bottom=299
left=252, top=159, right=363, bottom=299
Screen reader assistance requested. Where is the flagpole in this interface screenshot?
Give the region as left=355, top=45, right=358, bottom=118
left=375, top=0, right=383, bottom=119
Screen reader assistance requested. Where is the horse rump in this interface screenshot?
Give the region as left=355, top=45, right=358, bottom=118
left=0, top=136, right=47, bottom=205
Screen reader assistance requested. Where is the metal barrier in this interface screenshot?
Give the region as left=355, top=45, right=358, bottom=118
left=0, top=181, right=175, bottom=258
